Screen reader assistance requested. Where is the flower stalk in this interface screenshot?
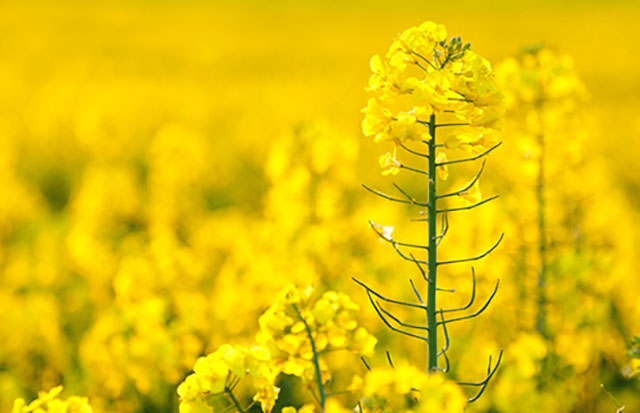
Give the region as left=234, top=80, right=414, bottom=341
left=536, top=127, right=548, bottom=338
left=225, top=387, right=246, bottom=413
left=293, top=304, right=326, bottom=411
left=426, top=113, right=439, bottom=372
left=357, top=20, right=506, bottom=402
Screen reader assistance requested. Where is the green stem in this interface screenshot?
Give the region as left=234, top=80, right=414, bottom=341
left=601, top=384, right=625, bottom=411
left=536, top=128, right=547, bottom=338
left=427, top=114, right=439, bottom=372
left=225, top=387, right=245, bottom=413
left=293, top=305, right=326, bottom=411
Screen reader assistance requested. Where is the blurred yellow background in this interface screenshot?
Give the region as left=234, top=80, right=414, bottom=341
left=1, top=1, right=639, bottom=412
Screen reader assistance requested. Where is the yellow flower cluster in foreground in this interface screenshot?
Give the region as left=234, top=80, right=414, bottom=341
left=177, top=284, right=376, bottom=412
left=177, top=344, right=275, bottom=413
left=257, top=285, right=377, bottom=378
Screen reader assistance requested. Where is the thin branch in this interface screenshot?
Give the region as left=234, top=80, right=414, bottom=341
left=439, top=345, right=450, bottom=373
left=437, top=195, right=499, bottom=214
left=377, top=300, right=429, bottom=331
left=306, top=382, right=322, bottom=409
left=409, top=259, right=453, bottom=293
left=409, top=279, right=425, bottom=305
left=437, top=310, right=450, bottom=356
left=386, top=351, right=395, bottom=369
left=415, top=61, right=430, bottom=72
left=366, top=291, right=429, bottom=342
left=410, top=50, right=438, bottom=70
left=437, top=233, right=504, bottom=266
left=459, top=350, right=504, bottom=403
left=436, top=142, right=502, bottom=166
left=219, top=402, right=240, bottom=413
left=369, top=221, right=429, bottom=251
left=436, top=159, right=486, bottom=199
left=352, top=277, right=427, bottom=310
left=409, top=213, right=450, bottom=246
left=393, top=183, right=428, bottom=207
left=225, top=388, right=246, bottom=413
left=409, top=252, right=430, bottom=283
left=433, top=310, right=450, bottom=373
left=451, top=89, right=467, bottom=99
left=448, top=97, right=475, bottom=103
left=601, top=384, right=626, bottom=413
left=419, top=138, right=443, bottom=148
left=227, top=376, right=241, bottom=392
left=435, top=212, right=449, bottom=246
left=438, top=279, right=500, bottom=326
left=360, top=356, right=371, bottom=371
left=435, top=122, right=470, bottom=128
left=398, top=142, right=429, bottom=159
left=400, top=164, right=430, bottom=176
left=392, top=244, right=429, bottom=266
left=458, top=352, right=502, bottom=386
left=362, top=184, right=427, bottom=207
left=442, top=268, right=476, bottom=313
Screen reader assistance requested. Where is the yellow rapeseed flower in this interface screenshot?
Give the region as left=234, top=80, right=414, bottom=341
left=378, top=151, right=401, bottom=176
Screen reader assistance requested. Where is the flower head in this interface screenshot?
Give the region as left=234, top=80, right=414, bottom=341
left=378, top=151, right=402, bottom=176
left=257, top=285, right=377, bottom=383
left=363, top=21, right=504, bottom=157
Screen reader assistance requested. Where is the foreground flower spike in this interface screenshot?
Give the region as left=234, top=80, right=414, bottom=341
left=357, top=21, right=504, bottom=403
left=257, top=285, right=377, bottom=411
left=178, top=285, right=376, bottom=413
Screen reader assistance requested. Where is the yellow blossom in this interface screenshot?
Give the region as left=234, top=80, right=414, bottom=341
left=378, top=151, right=401, bottom=176
left=436, top=151, right=449, bottom=180
left=253, top=382, right=281, bottom=413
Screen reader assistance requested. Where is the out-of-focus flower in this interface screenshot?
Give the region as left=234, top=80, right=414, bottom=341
left=12, top=386, right=93, bottom=413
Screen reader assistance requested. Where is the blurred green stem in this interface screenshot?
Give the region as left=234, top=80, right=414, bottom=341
left=601, top=384, right=625, bottom=412
left=536, top=125, right=548, bottom=338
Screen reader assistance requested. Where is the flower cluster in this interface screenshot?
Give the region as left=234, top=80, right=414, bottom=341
left=257, top=285, right=377, bottom=383
left=12, top=386, right=93, bottom=413
left=494, top=47, right=587, bottom=171
left=352, top=364, right=466, bottom=413
left=363, top=21, right=503, bottom=177
left=176, top=285, right=376, bottom=412
left=177, top=344, right=277, bottom=413
left=496, top=46, right=586, bottom=111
